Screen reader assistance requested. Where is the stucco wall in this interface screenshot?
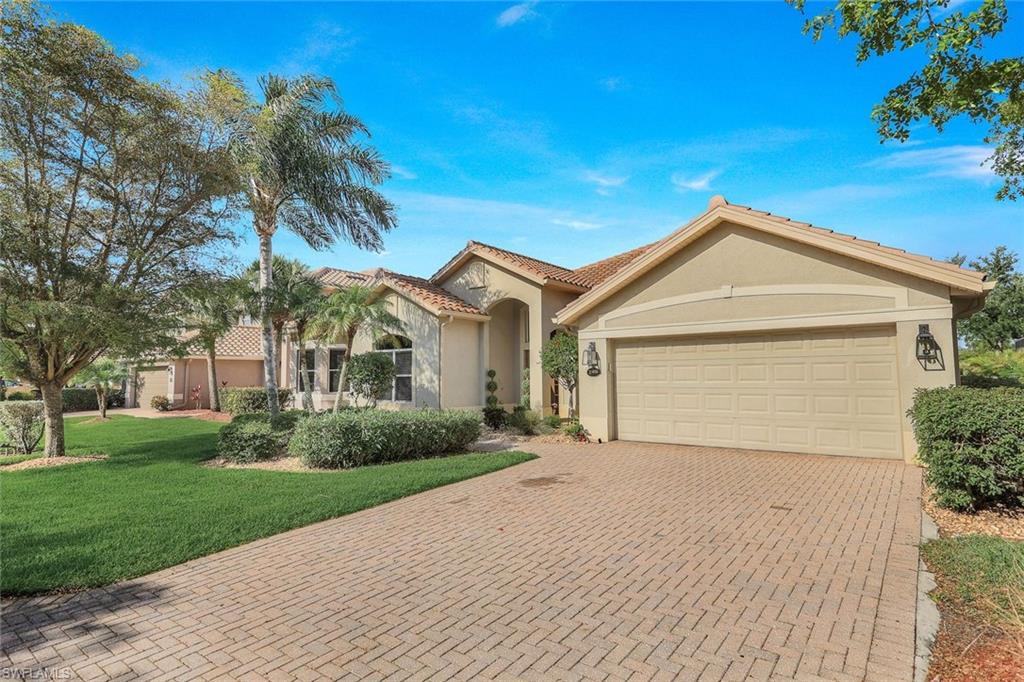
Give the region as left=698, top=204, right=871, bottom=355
left=440, top=317, right=484, bottom=409
left=172, top=358, right=264, bottom=408
left=576, top=222, right=960, bottom=461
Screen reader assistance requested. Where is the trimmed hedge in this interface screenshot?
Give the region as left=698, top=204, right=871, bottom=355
left=911, top=386, right=1024, bottom=511
left=220, top=387, right=293, bottom=416
left=289, top=409, right=482, bottom=469
left=61, top=387, right=125, bottom=413
left=217, top=410, right=307, bottom=463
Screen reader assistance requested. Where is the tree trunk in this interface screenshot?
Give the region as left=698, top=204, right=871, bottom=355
left=97, top=388, right=107, bottom=419
left=258, top=232, right=280, bottom=418
left=298, top=338, right=314, bottom=411
left=206, top=343, right=220, bottom=412
left=40, top=381, right=65, bottom=457
left=274, top=323, right=284, bottom=383
left=332, top=346, right=352, bottom=413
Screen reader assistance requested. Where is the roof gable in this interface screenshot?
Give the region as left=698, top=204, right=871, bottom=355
left=556, top=196, right=990, bottom=325
left=431, top=241, right=589, bottom=291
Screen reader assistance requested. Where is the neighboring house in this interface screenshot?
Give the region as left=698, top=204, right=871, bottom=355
left=127, top=325, right=265, bottom=410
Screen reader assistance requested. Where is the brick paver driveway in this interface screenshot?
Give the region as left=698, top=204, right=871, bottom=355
left=2, top=442, right=922, bottom=681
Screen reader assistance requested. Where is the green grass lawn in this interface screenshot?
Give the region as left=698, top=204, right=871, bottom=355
left=922, top=535, right=1024, bottom=627
left=1, top=415, right=535, bottom=597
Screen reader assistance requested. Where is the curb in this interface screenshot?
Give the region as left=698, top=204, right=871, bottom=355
left=915, top=511, right=940, bottom=682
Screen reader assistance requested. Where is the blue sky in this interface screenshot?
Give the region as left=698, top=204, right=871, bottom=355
left=55, top=1, right=1023, bottom=277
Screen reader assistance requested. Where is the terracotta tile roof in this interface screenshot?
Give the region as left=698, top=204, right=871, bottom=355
left=432, top=241, right=588, bottom=289
left=569, top=241, right=662, bottom=288
left=376, top=270, right=485, bottom=316
left=185, top=325, right=263, bottom=358
left=724, top=202, right=987, bottom=285
left=310, top=267, right=373, bottom=289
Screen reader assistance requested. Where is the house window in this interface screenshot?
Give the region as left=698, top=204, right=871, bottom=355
left=295, top=349, right=315, bottom=391
left=374, top=335, right=413, bottom=402
left=328, top=349, right=345, bottom=393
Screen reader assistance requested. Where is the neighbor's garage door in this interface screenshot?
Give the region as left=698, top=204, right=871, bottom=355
left=136, top=365, right=168, bottom=408
left=614, top=326, right=902, bottom=459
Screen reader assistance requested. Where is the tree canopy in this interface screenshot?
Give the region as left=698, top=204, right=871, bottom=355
left=541, top=331, right=579, bottom=418
left=957, top=246, right=1024, bottom=349
left=790, top=0, right=1024, bottom=200
left=0, top=1, right=238, bottom=453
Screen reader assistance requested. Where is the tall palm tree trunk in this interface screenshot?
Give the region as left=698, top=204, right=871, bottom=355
left=332, top=343, right=353, bottom=413
left=258, top=231, right=281, bottom=418
left=298, top=338, right=314, bottom=411
left=206, top=343, right=221, bottom=412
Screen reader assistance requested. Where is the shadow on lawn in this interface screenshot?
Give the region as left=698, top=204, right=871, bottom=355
left=1, top=581, right=169, bottom=658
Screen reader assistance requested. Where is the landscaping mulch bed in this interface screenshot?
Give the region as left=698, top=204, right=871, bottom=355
left=3, top=454, right=106, bottom=471
left=168, top=409, right=232, bottom=423
left=924, top=486, right=1024, bottom=541
left=928, top=613, right=1024, bottom=682
left=204, top=456, right=323, bottom=472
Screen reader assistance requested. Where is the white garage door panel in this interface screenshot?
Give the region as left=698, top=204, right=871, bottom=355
left=614, top=326, right=901, bottom=459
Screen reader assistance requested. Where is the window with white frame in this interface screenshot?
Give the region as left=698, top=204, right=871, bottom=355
left=374, top=335, right=413, bottom=402
left=295, top=349, right=315, bottom=392
left=328, top=349, right=345, bottom=393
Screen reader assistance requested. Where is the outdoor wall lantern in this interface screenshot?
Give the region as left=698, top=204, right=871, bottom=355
left=915, top=324, right=940, bottom=363
left=583, top=341, right=601, bottom=377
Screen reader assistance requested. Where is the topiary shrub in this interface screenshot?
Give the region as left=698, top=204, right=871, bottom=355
left=0, top=401, right=44, bottom=454
left=911, top=386, right=1024, bottom=511
left=217, top=410, right=307, bottom=463
left=150, top=395, right=171, bottom=411
left=508, top=407, right=543, bottom=436
left=482, top=406, right=507, bottom=429
left=289, top=409, right=482, bottom=469
left=220, top=387, right=294, bottom=415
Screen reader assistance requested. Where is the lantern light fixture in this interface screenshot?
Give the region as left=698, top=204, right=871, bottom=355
left=583, top=341, right=601, bottom=376
left=916, top=324, right=939, bottom=363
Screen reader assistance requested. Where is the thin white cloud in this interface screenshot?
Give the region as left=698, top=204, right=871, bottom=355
left=599, top=76, right=628, bottom=93
left=583, top=170, right=628, bottom=190
left=671, top=170, right=720, bottom=192
left=496, top=2, right=538, bottom=27
left=278, top=21, right=357, bottom=74
left=552, top=218, right=604, bottom=231
left=753, top=183, right=907, bottom=217
left=868, top=145, right=994, bottom=180
left=390, top=165, right=417, bottom=180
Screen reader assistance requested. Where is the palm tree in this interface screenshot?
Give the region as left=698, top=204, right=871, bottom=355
left=218, top=71, right=397, bottom=418
left=310, top=285, right=401, bottom=412
left=75, top=359, right=129, bottom=420
left=244, top=256, right=320, bottom=384
left=183, top=279, right=244, bottom=412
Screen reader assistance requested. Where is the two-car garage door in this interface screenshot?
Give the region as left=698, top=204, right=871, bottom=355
left=614, top=326, right=902, bottom=459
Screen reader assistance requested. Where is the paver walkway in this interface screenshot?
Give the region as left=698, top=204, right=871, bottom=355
left=2, top=442, right=922, bottom=681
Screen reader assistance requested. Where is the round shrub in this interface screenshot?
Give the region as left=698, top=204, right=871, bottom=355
left=543, top=414, right=562, bottom=429
left=347, top=353, right=395, bottom=407
left=911, top=386, right=1024, bottom=511
left=0, top=400, right=44, bottom=454
left=508, top=407, right=543, bottom=435
left=482, top=406, right=507, bottom=429
left=289, top=409, right=482, bottom=469
left=150, top=395, right=170, bottom=411
left=217, top=410, right=306, bottom=463
left=220, top=387, right=294, bottom=415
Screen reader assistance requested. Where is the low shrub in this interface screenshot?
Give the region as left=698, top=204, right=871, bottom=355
left=5, top=392, right=33, bottom=401
left=220, top=387, right=293, bottom=415
left=508, top=407, right=543, bottom=436
left=60, top=387, right=125, bottom=412
left=150, top=395, right=171, bottom=411
left=482, top=406, right=507, bottom=429
left=217, top=410, right=307, bottom=463
left=0, top=401, right=44, bottom=454
left=543, top=414, right=562, bottom=429
left=563, top=420, right=588, bottom=442
left=289, top=409, right=482, bottom=469
left=911, top=386, right=1024, bottom=511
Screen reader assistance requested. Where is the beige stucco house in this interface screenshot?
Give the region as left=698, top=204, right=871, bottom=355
left=144, top=196, right=993, bottom=463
